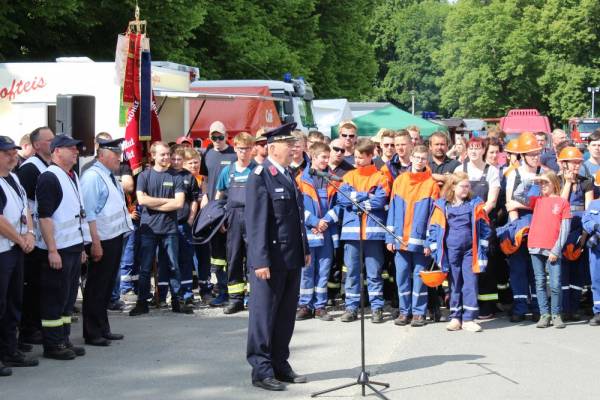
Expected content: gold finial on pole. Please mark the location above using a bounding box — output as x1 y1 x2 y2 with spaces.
128 1 146 34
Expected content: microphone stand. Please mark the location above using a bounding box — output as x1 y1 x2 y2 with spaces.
310 172 402 400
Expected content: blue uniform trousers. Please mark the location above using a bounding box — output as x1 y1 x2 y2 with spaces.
177 223 195 301
395 250 429 316
226 208 248 305
0 246 24 356
210 231 228 296
589 248 600 314
40 250 81 348
299 236 333 310
119 225 139 294
247 266 300 382
447 245 479 321
194 242 212 295
343 241 384 311
507 245 539 316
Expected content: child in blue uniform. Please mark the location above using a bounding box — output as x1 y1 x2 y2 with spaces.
582 170 600 326
295 143 339 321
428 172 491 332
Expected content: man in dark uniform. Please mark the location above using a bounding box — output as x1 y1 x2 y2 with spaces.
0 136 38 376
16 126 54 347
245 123 310 391
80 138 132 346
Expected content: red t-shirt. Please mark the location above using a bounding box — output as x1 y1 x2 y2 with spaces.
527 196 571 250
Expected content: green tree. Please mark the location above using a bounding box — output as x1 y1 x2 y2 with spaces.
371 0 449 112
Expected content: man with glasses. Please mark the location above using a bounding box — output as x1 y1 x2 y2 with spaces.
199 121 237 307
16 126 54 349
338 120 358 166
328 138 354 178
80 138 132 346
215 133 257 314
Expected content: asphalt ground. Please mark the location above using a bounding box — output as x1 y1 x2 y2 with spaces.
3 303 599 400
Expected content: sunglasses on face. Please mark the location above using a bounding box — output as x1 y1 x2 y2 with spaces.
382 143 394 148
332 146 344 153
341 134 356 139
211 135 225 141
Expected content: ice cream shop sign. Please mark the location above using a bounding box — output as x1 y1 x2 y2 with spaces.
0 76 47 102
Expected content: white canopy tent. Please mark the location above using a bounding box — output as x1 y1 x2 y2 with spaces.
312 98 353 137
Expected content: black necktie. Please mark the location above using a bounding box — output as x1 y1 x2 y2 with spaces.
109 173 118 188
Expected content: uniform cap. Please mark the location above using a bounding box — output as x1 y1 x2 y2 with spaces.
50 134 82 152
0 136 21 151
209 121 226 135
265 122 298 143
97 138 124 153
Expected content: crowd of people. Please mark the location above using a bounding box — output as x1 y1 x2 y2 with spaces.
2 119 600 380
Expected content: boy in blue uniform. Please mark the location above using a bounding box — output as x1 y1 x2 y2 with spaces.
296 142 339 321
215 132 256 314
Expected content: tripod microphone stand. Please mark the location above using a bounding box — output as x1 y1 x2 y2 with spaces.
310 171 403 400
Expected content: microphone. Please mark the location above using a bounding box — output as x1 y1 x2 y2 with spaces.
309 168 343 182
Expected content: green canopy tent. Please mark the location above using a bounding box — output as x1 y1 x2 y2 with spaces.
331 105 447 138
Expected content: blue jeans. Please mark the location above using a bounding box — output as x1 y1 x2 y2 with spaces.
139 232 181 302
395 250 429 316
343 241 384 311
120 227 139 295
530 253 562 316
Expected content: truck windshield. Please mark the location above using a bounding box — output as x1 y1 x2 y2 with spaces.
580 122 600 133
299 100 315 128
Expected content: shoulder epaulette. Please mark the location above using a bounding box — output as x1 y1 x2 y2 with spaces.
254 165 264 175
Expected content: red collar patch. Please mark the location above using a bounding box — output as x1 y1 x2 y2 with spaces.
269 166 278 176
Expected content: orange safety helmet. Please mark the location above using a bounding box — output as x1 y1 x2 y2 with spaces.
557 146 583 162
517 132 542 154
505 138 520 154
419 270 448 288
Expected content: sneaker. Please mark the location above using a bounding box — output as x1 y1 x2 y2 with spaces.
295 307 314 321
223 302 245 315
371 309 384 324
129 301 149 316
340 309 358 322
536 314 551 328
43 344 77 360
315 308 334 321
65 342 86 356
1 351 39 367
209 293 229 307
509 314 525 323
411 315 426 327
446 318 462 331
462 320 482 332
589 313 600 326
393 314 410 326
552 314 565 329
172 301 194 315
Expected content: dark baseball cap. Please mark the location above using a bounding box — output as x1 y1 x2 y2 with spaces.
50 134 83 152
0 136 21 151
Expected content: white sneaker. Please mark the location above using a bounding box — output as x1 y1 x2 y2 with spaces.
446 318 462 331
462 320 482 332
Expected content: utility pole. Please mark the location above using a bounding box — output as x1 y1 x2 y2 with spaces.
588 86 599 118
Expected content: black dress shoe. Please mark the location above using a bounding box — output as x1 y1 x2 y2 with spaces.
18 342 33 352
275 370 307 384
103 333 124 341
252 377 285 391
84 337 111 347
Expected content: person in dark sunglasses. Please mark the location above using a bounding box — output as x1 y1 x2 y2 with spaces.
338 120 358 166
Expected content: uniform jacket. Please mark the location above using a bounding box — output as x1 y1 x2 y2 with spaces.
245 158 309 270
385 168 439 252
496 214 532 255
296 164 340 248
380 154 409 184
337 164 390 241
426 197 491 273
